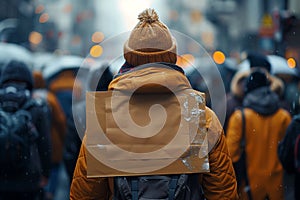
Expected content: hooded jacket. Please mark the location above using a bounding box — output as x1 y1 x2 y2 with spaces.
0 61 52 192
70 64 238 200
226 86 291 199
224 69 286 134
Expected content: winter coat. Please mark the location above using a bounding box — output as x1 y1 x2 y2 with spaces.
33 71 67 164
226 86 291 200
0 97 52 192
278 114 300 200
47 70 83 165
224 70 287 135
70 64 238 200
33 89 66 163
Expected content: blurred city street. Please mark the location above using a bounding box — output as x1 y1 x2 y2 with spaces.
0 0 300 199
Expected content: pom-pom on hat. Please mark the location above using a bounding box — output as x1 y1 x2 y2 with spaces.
0 60 33 91
124 8 177 67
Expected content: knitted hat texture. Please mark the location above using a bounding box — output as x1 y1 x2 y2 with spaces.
124 8 177 67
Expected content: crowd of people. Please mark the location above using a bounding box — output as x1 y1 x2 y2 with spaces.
0 8 300 200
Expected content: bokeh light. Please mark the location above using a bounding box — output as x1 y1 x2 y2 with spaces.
90 45 103 57
39 13 49 23
177 54 195 68
29 31 43 45
35 5 44 14
287 57 296 68
213 51 226 64
92 32 104 43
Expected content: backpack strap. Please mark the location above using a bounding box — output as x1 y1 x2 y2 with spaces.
169 175 179 200
131 178 138 200
240 109 252 200
114 177 132 200
174 174 188 198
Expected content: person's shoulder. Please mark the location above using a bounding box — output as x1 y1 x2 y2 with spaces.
205 107 224 151
277 108 292 119
26 96 49 113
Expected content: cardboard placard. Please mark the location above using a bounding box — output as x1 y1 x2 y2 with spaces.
86 90 209 177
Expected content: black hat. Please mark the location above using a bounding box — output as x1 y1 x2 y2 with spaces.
247 52 271 72
245 69 269 94
0 60 33 91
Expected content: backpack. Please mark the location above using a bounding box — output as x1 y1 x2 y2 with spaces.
278 114 300 174
0 86 39 173
113 174 204 200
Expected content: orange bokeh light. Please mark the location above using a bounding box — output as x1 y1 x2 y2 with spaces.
90 45 103 58
39 13 49 23
213 51 226 64
177 54 195 68
91 32 104 43
35 5 44 14
29 31 43 45
287 58 296 68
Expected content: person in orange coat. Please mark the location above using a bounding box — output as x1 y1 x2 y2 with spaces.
226 68 291 200
70 8 238 200
33 71 67 200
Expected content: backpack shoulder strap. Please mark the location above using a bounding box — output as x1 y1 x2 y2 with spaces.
240 108 246 148
114 177 132 200
239 108 253 200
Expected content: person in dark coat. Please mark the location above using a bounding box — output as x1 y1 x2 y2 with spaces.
278 113 300 200
73 63 114 141
0 60 52 200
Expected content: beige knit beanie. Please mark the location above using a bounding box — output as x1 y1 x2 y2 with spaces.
124 8 177 67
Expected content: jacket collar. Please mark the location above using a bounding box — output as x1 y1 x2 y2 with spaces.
110 63 190 94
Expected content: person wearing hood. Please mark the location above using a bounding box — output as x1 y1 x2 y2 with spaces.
70 8 238 200
0 60 52 200
223 53 287 135
226 68 291 199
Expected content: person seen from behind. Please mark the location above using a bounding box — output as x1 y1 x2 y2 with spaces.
278 112 300 200
70 8 238 200
33 71 67 200
0 60 52 200
223 52 286 135
226 68 291 199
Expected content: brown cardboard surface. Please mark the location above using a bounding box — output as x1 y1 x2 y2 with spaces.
86 90 209 177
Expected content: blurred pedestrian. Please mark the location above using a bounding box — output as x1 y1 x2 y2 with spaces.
70 8 238 200
47 68 83 185
73 63 113 139
278 113 300 200
33 71 67 200
223 53 287 135
0 60 52 200
226 68 291 199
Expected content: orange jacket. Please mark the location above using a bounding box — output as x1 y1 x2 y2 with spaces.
33 71 67 163
226 107 291 199
70 66 238 200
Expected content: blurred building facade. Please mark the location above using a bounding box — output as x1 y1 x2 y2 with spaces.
0 0 299 64
205 0 300 63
